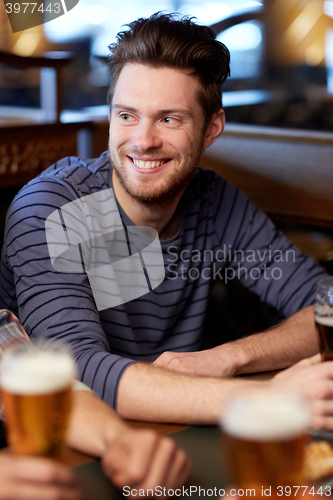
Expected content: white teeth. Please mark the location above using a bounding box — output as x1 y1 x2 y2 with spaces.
132 159 166 169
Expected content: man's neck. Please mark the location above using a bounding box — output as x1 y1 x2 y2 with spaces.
112 170 183 240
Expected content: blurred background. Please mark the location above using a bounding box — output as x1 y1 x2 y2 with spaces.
1 0 333 130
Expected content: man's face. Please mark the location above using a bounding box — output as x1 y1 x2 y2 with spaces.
109 63 208 204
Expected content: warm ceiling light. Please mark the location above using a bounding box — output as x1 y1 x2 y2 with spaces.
12 31 43 56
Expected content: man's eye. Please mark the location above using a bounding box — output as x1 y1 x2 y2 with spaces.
163 117 177 124
120 113 134 120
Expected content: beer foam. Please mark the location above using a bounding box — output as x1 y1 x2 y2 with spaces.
315 316 333 327
221 395 310 441
315 304 333 318
1 351 76 395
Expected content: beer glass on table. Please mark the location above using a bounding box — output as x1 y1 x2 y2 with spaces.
220 392 311 499
315 277 333 361
0 341 76 460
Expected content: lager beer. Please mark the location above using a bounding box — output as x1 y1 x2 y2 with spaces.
220 394 310 497
315 316 333 361
1 343 76 460
314 277 333 361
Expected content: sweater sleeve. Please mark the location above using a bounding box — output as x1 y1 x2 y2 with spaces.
1 175 135 409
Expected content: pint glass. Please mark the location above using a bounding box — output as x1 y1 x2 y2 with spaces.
315 278 333 361
220 393 310 497
0 341 76 459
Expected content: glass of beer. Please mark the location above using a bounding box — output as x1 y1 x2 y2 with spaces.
0 340 76 460
315 277 333 361
220 392 310 498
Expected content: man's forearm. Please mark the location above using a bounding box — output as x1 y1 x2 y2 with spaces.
71 356 333 431
223 305 319 376
67 307 320 428
116 362 268 424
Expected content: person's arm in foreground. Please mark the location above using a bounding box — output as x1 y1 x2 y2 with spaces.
153 305 319 377
0 310 191 492
0 387 191 499
67 389 191 491
117 354 333 430
0 383 191 500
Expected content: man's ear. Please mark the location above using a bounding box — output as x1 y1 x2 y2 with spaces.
202 109 225 149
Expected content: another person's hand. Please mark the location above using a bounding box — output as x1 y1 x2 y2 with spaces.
272 354 333 429
0 454 82 500
102 426 191 495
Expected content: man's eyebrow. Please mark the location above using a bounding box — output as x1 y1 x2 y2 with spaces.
112 104 193 117
159 109 193 117
112 104 137 112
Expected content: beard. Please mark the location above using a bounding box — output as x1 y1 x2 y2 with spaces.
110 144 203 206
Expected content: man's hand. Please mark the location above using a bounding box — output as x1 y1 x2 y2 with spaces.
152 348 237 378
272 355 333 429
0 455 82 500
102 426 191 494
153 306 319 379
153 350 210 376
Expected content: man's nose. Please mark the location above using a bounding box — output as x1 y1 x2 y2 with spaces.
133 120 163 151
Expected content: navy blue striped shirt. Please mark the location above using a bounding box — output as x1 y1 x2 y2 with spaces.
0 152 327 407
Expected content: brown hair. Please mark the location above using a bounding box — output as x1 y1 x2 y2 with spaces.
107 12 230 128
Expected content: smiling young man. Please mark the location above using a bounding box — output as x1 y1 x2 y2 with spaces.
0 13 331 426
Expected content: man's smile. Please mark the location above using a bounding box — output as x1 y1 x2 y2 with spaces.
128 156 171 171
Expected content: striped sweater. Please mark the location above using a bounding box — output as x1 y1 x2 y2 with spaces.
0 152 327 407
